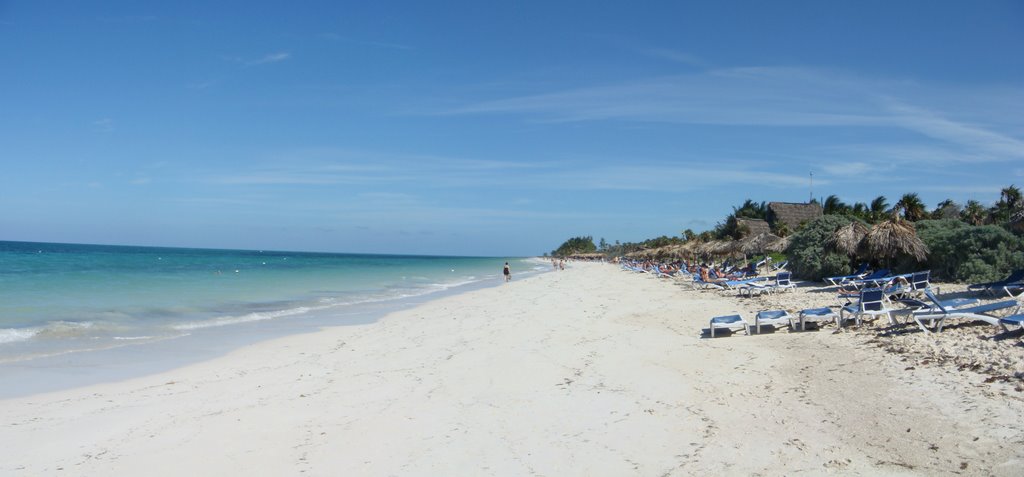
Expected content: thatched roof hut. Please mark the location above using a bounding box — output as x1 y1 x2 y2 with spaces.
767 202 822 231
826 221 870 257
865 220 928 262
736 218 770 238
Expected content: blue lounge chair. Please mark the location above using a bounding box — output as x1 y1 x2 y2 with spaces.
912 291 1022 333
847 269 893 289
720 277 767 293
839 288 895 327
907 270 936 296
825 263 870 286
999 314 1024 333
792 307 837 331
691 274 725 291
755 310 791 333
967 269 1024 297
709 314 748 337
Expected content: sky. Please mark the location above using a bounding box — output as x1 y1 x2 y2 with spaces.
1 1 1022 256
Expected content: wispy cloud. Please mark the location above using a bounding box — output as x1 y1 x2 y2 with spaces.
245 52 291 66
642 48 708 68
318 33 414 51
440 67 1024 165
92 118 114 133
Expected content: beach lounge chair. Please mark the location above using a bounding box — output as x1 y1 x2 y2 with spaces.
691 275 725 291
907 270 936 296
824 263 869 286
912 291 1022 333
738 281 773 297
771 260 788 271
847 269 893 289
791 307 837 331
999 314 1024 333
967 269 1024 297
839 288 895 327
754 310 791 333
771 272 796 293
709 314 748 337
720 277 767 294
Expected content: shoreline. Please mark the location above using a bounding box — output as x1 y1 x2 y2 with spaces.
2 262 1022 475
0 266 542 400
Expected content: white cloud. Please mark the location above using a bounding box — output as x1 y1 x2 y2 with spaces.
92 118 114 133
245 52 290 66
643 48 707 67
441 67 1024 164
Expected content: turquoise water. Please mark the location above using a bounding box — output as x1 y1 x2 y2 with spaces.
0 241 541 363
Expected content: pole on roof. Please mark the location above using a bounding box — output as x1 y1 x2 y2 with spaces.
809 171 813 204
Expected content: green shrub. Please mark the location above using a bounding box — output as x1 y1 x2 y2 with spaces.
785 215 857 281
916 219 1024 282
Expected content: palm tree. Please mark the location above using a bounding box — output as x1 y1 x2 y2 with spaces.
1001 185 1022 208
869 195 888 223
932 199 960 219
732 199 767 219
961 200 986 225
851 202 868 220
989 185 1023 224
823 195 848 215
895 193 927 222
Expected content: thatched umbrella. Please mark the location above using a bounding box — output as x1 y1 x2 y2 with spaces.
741 232 784 255
768 235 790 253
826 221 870 257
864 219 928 263
696 241 718 256
716 239 743 258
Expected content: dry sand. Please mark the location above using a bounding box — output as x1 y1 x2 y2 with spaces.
2 262 1023 476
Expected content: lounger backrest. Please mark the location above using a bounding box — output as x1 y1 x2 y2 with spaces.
924 290 948 313
861 289 885 311
911 271 931 291
864 269 890 280
757 310 787 320
776 272 791 286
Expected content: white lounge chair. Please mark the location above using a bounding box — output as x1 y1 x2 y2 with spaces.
754 310 791 333
839 288 895 327
771 272 796 293
912 291 1021 333
709 314 748 337
999 314 1024 333
792 307 837 331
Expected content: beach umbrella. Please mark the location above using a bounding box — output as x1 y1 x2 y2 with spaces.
714 239 742 258
741 232 784 255
826 221 869 257
864 219 929 263
769 235 790 253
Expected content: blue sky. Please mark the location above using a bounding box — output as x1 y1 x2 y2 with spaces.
1 1 1022 256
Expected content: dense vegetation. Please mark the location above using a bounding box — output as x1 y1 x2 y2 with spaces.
550 236 597 257
783 215 856 281
553 185 1024 283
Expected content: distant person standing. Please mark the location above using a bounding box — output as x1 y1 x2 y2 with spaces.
559 259 565 271
503 262 511 282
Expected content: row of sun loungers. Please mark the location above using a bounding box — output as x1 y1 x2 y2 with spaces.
709 269 1024 338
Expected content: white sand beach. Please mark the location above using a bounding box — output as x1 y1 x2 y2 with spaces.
2 263 1023 476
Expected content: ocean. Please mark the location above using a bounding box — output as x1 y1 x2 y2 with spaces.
0 240 545 367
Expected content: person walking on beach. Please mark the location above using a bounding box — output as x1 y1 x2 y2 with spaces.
503 262 511 282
